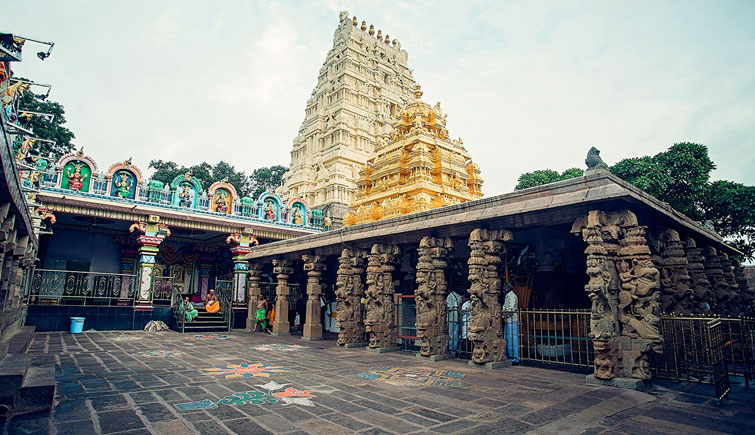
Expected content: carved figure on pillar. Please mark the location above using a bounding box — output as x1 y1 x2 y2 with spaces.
654 229 695 315
302 254 327 340
415 236 453 357
684 237 712 311
732 259 755 316
719 253 740 315
704 247 731 314
272 258 294 335
335 248 367 345
467 228 512 364
364 244 401 349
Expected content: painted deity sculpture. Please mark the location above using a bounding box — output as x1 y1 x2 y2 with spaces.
114 171 133 199
265 200 276 220
178 184 192 208
215 191 229 214
67 163 88 192
292 205 304 225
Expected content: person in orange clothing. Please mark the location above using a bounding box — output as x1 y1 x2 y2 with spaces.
205 289 220 314
265 296 275 333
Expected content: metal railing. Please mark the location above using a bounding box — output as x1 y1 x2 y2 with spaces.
396 295 419 352
651 315 753 391
27 269 137 306
216 287 232 332
171 288 186 333
516 309 594 368
258 282 302 308
152 275 174 305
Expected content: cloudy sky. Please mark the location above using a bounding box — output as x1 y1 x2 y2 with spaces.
3 0 754 195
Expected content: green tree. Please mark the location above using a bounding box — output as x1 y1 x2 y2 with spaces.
702 181 755 259
515 168 583 190
17 90 75 161
248 165 287 199
211 161 250 197
148 160 253 197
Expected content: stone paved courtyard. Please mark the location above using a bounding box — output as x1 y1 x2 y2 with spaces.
2 331 754 434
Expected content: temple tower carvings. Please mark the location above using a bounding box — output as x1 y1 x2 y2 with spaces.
278 11 418 220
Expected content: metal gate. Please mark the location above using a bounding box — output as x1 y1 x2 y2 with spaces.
517 309 594 368
708 319 731 401
395 295 419 352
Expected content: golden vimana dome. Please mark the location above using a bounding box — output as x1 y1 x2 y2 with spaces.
344 84 483 226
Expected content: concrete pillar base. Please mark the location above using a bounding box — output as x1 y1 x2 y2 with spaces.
585 374 651 391
365 346 401 353
270 332 291 337
341 342 367 348
416 353 452 361
301 336 324 341
468 360 512 369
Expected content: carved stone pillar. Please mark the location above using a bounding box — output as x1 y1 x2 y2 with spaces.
656 229 695 315
271 258 294 335
683 237 712 312
573 210 662 381
364 244 401 351
415 236 453 359
246 263 263 329
467 228 512 366
302 254 326 341
335 248 368 346
704 247 729 314
130 217 170 307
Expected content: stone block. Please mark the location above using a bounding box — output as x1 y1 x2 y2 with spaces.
585 374 651 392
468 360 512 369
0 355 30 389
416 353 452 361
301 335 324 341
343 342 367 348
18 366 55 413
365 346 400 353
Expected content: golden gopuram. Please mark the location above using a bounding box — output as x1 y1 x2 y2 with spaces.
344 85 483 225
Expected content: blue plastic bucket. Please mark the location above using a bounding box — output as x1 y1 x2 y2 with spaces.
70 317 85 333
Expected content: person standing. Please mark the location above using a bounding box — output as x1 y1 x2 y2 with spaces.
460 296 471 353
446 290 462 353
252 294 268 332
502 282 519 362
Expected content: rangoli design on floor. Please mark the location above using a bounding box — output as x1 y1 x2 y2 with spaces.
251 344 306 352
175 381 316 411
190 335 230 340
203 363 287 379
141 350 184 358
358 366 465 387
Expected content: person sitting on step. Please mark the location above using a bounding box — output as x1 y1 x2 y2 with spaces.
205 289 220 314
185 296 199 322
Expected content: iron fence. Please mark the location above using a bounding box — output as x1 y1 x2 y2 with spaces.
516 309 593 368
27 269 137 306
152 275 174 305
258 282 302 308
395 295 419 352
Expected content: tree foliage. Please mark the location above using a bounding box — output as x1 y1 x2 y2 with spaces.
18 90 75 161
148 160 251 197
248 165 287 199
515 168 584 190
514 142 754 260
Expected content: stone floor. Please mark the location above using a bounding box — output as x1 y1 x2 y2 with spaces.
2 330 753 434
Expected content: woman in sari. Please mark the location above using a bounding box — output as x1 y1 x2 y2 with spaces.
205 289 220 314
252 294 267 332
185 297 199 322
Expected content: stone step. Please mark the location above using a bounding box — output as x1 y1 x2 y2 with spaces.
183 326 228 332
185 321 227 327
18 365 55 413
0 355 31 390
7 326 35 355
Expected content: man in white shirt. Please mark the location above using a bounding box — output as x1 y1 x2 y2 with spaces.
446 290 461 352
502 282 519 362
460 296 471 352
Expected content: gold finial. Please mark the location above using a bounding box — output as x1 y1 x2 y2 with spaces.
221 176 229 183
377 30 382 40
76 147 85 159
361 21 366 31
369 24 374 36
413 84 423 99
384 34 390 44
124 157 132 166
353 16 357 26
184 169 193 180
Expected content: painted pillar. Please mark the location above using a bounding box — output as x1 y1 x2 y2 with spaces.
415 236 454 358
129 217 170 307
246 263 263 329
467 228 512 365
271 258 294 336
364 243 401 351
227 229 259 305
335 248 368 346
302 254 326 341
